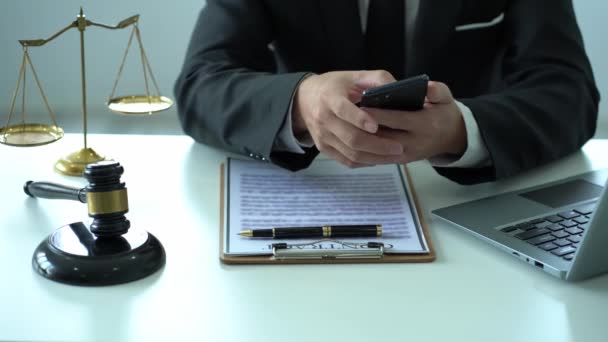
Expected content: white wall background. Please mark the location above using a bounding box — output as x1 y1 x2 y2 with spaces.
0 0 605 136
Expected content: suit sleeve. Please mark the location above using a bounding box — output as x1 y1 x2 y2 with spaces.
436 0 600 185
174 0 318 171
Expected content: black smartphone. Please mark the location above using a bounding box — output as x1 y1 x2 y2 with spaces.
360 74 429 110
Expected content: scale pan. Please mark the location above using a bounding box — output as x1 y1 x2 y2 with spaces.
0 123 64 147
107 95 173 115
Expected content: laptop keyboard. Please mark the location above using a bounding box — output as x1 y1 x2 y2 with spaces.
499 203 596 261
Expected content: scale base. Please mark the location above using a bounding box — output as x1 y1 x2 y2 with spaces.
32 222 165 286
54 147 105 176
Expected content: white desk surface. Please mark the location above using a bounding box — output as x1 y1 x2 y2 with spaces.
1 134 607 342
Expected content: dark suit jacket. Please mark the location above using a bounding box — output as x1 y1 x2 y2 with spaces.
174 0 599 184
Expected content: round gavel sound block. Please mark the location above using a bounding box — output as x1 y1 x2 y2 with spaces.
28 161 165 286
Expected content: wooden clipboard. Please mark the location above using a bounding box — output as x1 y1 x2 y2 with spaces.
219 162 436 264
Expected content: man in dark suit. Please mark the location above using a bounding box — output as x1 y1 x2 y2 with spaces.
174 0 599 184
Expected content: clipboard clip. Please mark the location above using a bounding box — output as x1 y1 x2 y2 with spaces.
272 239 385 260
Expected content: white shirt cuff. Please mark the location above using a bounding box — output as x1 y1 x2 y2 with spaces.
428 101 491 168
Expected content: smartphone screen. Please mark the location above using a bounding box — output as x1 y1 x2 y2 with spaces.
360 74 429 110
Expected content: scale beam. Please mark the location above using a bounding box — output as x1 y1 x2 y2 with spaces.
18 14 140 47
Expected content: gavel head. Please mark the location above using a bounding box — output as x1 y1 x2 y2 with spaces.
84 161 130 237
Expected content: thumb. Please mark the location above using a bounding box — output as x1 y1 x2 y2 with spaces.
353 70 396 89
426 81 454 104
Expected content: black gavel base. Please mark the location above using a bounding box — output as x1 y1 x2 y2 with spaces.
32 221 165 286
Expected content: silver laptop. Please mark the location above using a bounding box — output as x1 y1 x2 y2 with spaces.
432 169 608 281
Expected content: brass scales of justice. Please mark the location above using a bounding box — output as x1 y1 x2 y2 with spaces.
0 8 173 176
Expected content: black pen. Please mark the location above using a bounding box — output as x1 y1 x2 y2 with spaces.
238 224 382 239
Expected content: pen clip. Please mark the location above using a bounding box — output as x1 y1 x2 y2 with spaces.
272 239 385 260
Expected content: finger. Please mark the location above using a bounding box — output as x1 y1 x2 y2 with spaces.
327 96 379 133
426 81 454 104
327 132 404 165
362 107 417 131
375 127 412 141
374 129 420 163
317 141 368 168
325 113 403 155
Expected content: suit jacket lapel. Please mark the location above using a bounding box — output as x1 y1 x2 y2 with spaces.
409 0 463 75
318 0 366 70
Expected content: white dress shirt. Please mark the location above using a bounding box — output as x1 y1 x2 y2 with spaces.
274 0 490 168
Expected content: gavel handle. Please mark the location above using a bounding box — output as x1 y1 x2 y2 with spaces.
24 181 87 203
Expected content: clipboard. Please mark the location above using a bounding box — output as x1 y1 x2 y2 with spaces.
219 160 436 264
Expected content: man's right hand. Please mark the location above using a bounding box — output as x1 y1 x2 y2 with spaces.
292 70 404 167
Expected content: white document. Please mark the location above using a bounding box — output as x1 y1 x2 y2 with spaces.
223 158 429 256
